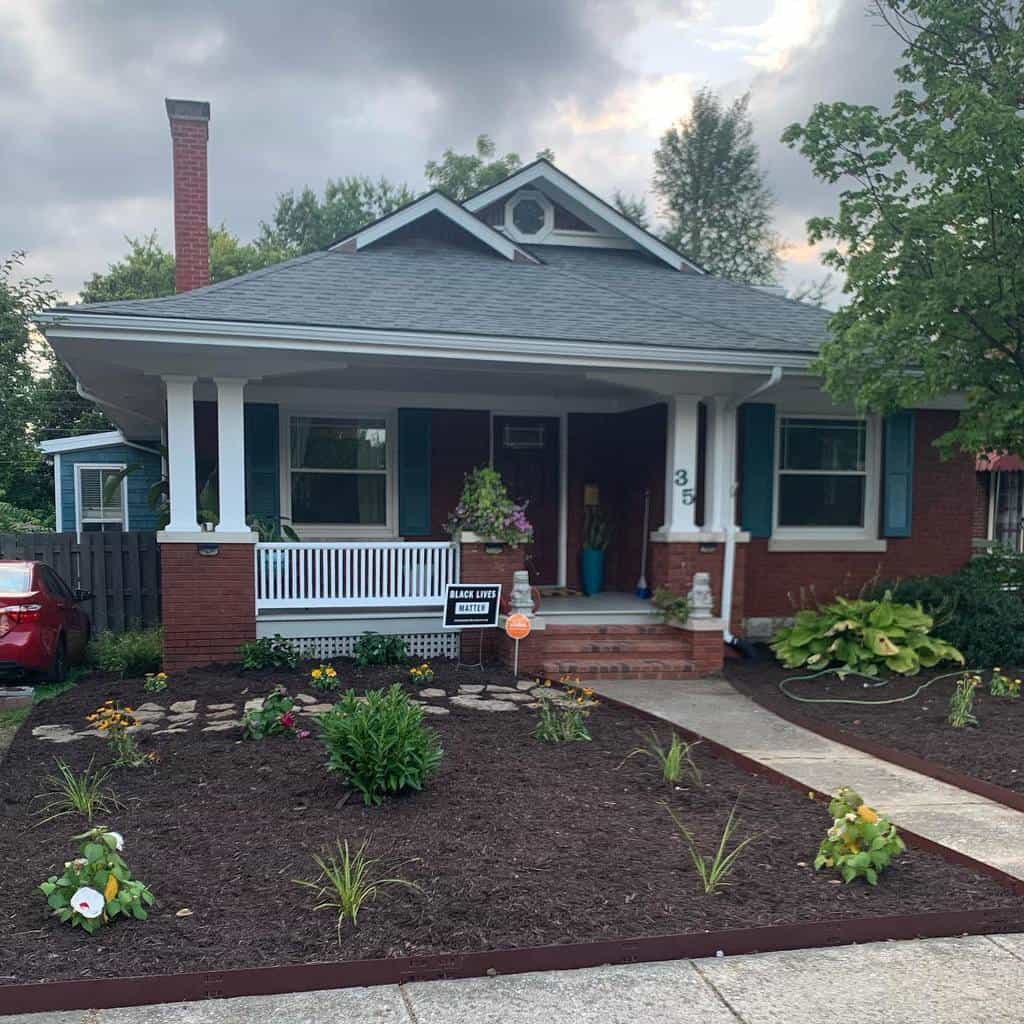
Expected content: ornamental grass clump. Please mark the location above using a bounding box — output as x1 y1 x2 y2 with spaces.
318 685 443 806
666 800 760 895
948 673 980 728
34 758 122 826
815 787 905 885
39 827 154 934
620 729 702 787
294 839 420 939
771 592 964 677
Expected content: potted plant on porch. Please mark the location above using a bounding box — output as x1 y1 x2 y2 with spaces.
581 506 610 596
444 467 533 549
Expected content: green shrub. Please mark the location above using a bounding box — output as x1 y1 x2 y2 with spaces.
87 628 163 677
240 634 300 670
867 552 1024 668
352 632 408 667
771 593 963 677
815 787 905 885
317 685 443 805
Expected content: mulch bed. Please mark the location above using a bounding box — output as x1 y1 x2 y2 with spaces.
1 659 1020 985
726 656 1024 794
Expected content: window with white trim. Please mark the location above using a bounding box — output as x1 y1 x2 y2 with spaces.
775 417 874 532
289 416 389 526
77 465 126 533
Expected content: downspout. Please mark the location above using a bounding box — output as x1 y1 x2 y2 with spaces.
721 366 783 653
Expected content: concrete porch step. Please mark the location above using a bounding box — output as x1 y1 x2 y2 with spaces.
541 658 698 681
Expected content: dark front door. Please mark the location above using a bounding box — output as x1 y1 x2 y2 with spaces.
493 415 560 585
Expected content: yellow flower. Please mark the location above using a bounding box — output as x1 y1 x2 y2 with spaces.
311 669 322 680
857 804 879 824
104 874 119 901
327 667 337 677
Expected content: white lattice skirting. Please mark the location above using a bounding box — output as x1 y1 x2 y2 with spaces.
287 632 461 661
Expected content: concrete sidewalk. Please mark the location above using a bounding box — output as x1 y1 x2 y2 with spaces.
4 934 1024 1023
591 677 1024 880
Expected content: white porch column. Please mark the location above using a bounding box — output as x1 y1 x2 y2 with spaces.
706 395 739 533
163 375 198 533
659 395 701 535
214 377 249 534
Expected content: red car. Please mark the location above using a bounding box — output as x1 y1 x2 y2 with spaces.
0 562 91 683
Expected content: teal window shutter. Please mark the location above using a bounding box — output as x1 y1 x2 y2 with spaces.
883 410 915 537
399 408 432 536
739 403 775 539
244 403 280 522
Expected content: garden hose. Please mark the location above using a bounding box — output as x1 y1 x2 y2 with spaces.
777 667 978 707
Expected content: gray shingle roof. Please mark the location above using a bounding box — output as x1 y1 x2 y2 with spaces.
56 242 830 355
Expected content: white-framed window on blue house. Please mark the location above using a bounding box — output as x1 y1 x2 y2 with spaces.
288 415 391 532
75 464 127 533
773 415 880 539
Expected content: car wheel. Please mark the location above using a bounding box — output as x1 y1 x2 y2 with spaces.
49 637 67 684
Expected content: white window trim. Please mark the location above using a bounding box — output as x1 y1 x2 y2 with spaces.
281 409 397 540
771 413 881 543
504 189 554 244
74 463 128 534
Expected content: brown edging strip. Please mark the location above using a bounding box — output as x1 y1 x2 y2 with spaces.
4 699 1023 1015
726 680 1024 815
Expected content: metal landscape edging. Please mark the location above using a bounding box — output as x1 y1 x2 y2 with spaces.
3 696 1023 1016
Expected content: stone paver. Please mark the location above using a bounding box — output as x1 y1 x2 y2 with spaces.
7 935 1023 1023
590 678 1024 879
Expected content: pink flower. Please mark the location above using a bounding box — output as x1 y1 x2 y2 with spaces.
280 711 297 729
298 729 311 740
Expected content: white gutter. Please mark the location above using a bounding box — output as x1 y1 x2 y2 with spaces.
36 312 817 375
721 366 784 644
75 381 163 441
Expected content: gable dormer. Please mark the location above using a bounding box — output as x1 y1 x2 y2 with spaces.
464 159 703 273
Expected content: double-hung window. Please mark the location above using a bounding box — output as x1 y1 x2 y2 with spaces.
775 417 872 532
77 465 126 533
289 416 389 528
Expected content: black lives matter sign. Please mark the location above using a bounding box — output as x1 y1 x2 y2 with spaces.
442 584 501 629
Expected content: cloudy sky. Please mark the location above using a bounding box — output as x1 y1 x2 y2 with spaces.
2 1 906 303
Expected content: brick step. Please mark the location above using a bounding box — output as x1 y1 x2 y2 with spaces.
538 639 686 656
541 658 698 682
542 624 673 637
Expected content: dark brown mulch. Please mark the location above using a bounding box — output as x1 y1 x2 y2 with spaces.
726 656 1024 794
0 660 1018 985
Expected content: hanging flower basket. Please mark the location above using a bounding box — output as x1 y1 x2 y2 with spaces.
445 467 534 548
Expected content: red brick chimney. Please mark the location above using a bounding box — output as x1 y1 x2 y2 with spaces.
165 98 211 293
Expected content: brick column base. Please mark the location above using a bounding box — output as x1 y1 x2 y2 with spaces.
678 621 726 674
459 540 526 664
649 538 747 636
160 541 256 670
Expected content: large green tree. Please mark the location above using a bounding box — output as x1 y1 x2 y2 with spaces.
425 134 554 201
784 0 1024 456
654 88 780 282
257 177 414 257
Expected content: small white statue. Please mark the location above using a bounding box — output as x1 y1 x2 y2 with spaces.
510 570 535 617
688 571 714 619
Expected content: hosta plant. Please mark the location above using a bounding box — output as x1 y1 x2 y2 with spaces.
38 827 154 934
815 787 905 885
771 592 964 677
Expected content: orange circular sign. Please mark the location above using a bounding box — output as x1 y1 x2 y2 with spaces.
505 613 532 640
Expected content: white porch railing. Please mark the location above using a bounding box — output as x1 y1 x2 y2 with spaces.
255 541 460 611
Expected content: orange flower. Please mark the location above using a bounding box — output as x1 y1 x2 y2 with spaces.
857 804 879 824
104 874 119 901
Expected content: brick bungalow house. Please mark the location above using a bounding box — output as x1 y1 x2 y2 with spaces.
36 99 979 678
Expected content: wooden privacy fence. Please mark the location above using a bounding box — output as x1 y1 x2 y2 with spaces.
0 532 161 633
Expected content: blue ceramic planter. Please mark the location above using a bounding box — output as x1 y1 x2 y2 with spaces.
581 548 605 596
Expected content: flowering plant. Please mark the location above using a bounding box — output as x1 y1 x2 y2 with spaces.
444 466 533 546
87 701 153 768
242 686 298 740
38 827 154 934
310 664 339 692
409 663 435 685
143 672 168 693
989 667 1021 698
814 786 905 885
532 676 598 743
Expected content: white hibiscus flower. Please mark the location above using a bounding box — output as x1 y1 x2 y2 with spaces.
108 831 125 851
71 886 105 920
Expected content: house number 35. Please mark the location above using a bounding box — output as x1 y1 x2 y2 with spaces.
674 468 695 506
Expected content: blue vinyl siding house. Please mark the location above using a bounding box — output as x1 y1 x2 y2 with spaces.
39 431 163 534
